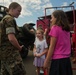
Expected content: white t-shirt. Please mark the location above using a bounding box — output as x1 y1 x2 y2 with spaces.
34 38 48 59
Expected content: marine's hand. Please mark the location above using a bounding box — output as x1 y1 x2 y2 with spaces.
19 45 24 51
34 53 37 57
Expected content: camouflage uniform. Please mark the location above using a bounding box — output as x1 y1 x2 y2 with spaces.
0 14 26 75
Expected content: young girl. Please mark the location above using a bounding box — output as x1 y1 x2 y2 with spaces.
0 2 26 75
33 28 48 75
44 10 73 75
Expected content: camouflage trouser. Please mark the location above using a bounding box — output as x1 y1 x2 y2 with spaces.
0 51 26 75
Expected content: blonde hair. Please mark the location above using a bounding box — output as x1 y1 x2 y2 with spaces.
36 28 44 39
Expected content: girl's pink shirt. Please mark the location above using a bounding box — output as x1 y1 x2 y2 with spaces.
49 25 71 59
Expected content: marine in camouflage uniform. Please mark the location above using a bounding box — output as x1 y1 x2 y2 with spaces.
0 14 26 75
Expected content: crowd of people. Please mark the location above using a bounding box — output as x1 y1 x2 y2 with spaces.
0 1 74 75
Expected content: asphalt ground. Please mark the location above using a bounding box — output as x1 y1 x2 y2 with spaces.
23 50 76 75
23 50 36 75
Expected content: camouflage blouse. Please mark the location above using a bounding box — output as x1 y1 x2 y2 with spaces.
1 15 19 47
